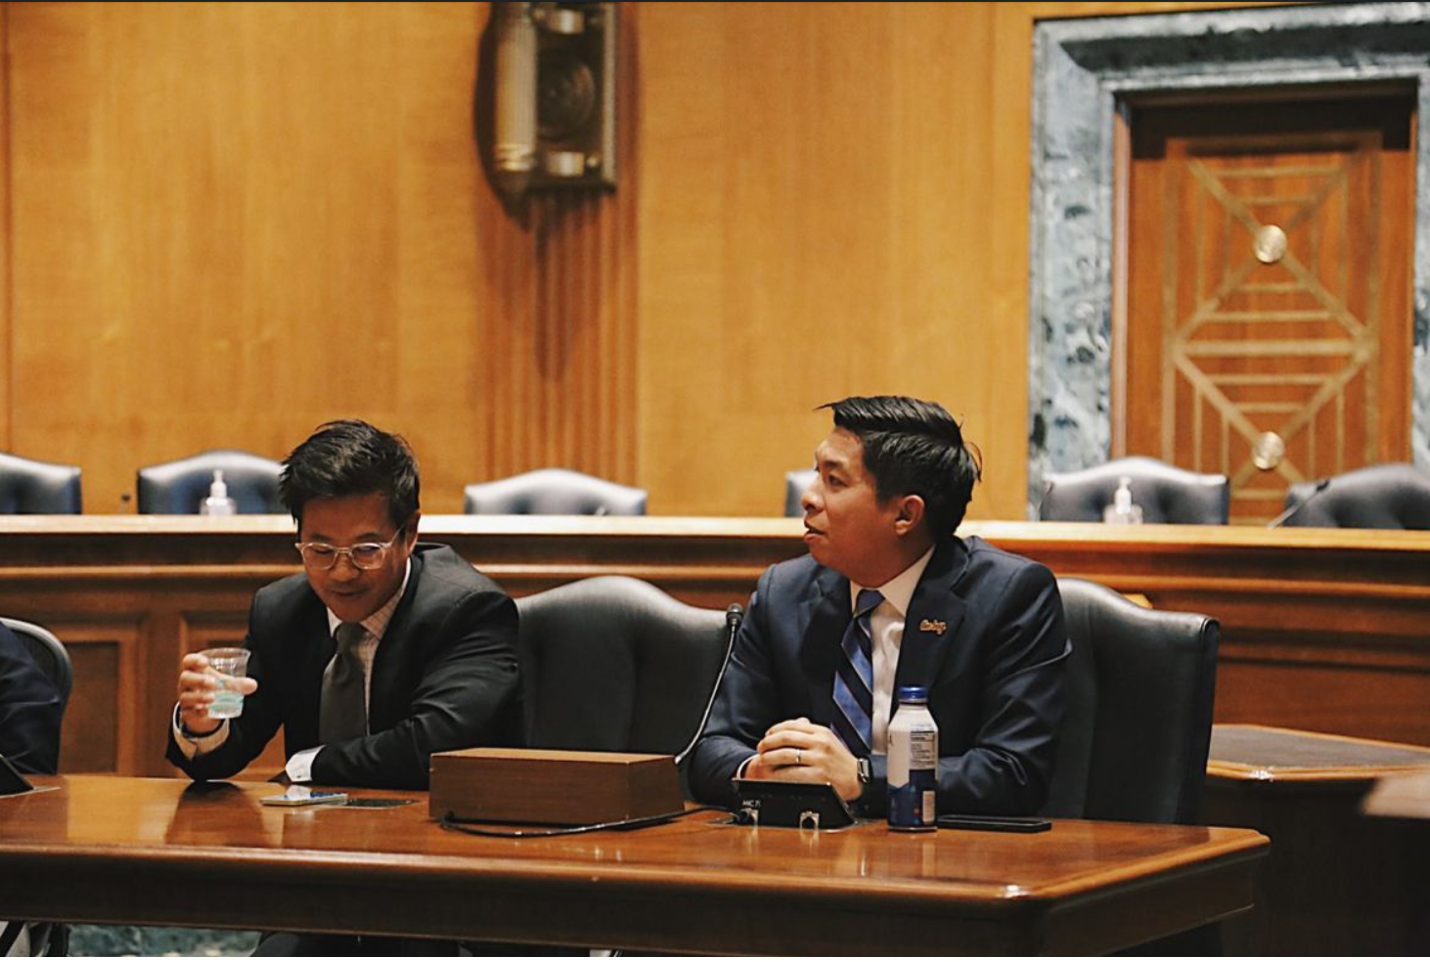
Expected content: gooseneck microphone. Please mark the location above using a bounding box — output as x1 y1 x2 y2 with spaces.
1266 478 1332 529
675 603 744 765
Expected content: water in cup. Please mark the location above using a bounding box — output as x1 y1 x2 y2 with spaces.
201 647 251 719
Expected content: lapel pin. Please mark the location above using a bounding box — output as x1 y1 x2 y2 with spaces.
919 618 947 635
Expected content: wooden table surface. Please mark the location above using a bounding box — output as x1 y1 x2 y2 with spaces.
0 775 1267 955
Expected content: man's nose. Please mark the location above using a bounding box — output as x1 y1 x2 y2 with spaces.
801 479 821 514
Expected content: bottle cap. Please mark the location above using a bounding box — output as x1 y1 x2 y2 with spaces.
896 685 929 703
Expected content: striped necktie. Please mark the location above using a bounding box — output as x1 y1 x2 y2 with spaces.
832 588 882 756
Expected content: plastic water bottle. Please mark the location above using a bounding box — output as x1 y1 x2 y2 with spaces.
199 470 238 516
887 685 938 831
1102 476 1144 525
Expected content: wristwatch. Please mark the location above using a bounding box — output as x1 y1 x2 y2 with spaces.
856 756 872 790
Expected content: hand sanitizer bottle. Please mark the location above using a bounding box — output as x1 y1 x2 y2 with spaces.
1103 476 1144 525
199 470 238 516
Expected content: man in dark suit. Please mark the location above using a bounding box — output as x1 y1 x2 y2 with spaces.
168 419 520 789
0 621 63 777
166 420 520 955
689 396 1068 816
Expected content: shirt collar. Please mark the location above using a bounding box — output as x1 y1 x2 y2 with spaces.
849 546 934 617
325 558 412 640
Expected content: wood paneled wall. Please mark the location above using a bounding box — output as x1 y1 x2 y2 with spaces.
0 1 1285 518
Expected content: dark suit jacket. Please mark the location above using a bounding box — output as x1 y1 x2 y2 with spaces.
166 543 521 789
688 536 1069 816
0 622 63 776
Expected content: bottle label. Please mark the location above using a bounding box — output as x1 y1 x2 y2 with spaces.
888 706 938 830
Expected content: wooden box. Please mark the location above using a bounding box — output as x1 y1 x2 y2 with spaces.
429 748 685 825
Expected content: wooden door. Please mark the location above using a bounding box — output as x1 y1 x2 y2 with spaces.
1122 93 1415 523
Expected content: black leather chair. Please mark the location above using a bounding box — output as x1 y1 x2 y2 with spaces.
515 577 732 765
1 618 73 706
1280 463 1430 529
1039 456 1230 524
464 469 647 516
784 469 816 517
0 452 82 514
136 450 284 514
1043 578 1218 825
0 617 70 956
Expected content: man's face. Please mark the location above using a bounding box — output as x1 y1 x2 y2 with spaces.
800 428 904 585
298 492 418 624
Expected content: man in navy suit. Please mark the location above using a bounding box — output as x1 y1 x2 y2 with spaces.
689 396 1068 816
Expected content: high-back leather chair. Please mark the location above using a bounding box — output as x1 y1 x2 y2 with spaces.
1042 578 1219 825
1039 456 1230 524
0 618 72 707
515 577 733 765
464 469 647 516
784 469 816 517
0 617 70 956
1280 463 1430 529
0 453 82 514
136 450 284 514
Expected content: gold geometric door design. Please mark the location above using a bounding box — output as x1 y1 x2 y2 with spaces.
1124 96 1414 523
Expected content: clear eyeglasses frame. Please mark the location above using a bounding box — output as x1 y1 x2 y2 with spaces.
293 534 400 571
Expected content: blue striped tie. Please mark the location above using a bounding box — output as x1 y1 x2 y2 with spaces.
832 588 882 756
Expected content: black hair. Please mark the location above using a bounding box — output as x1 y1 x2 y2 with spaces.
280 419 420 530
820 395 982 541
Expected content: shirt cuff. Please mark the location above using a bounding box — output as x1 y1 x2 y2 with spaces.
734 753 757 779
171 704 229 759
285 747 321 783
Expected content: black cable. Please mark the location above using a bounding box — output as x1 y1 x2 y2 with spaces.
438 805 730 839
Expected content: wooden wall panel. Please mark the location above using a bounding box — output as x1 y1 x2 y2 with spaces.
0 1 1292 520
2 1 634 514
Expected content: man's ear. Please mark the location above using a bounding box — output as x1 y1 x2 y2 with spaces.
891 494 926 538
403 510 422 546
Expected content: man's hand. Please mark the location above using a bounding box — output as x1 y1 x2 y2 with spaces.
177 652 258 736
747 717 862 801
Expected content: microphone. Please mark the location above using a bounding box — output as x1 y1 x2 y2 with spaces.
674 603 744 765
1266 478 1332 529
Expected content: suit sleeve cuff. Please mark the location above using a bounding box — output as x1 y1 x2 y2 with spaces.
172 704 229 758
285 747 320 784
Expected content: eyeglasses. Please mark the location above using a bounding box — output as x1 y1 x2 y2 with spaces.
294 534 400 571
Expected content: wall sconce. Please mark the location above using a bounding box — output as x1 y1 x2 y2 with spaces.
491 1 617 203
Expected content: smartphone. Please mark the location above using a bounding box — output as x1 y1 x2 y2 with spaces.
0 754 35 797
936 813 1052 833
260 788 348 807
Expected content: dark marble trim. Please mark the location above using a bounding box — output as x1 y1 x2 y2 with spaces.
1028 2 1430 514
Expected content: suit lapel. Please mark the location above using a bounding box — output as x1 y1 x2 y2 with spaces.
367 549 424 728
798 566 850 726
294 598 335 746
894 539 971 697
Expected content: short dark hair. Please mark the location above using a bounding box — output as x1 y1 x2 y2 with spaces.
280 420 420 530
821 395 981 541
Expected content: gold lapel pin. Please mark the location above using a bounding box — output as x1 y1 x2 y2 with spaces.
919 618 947 635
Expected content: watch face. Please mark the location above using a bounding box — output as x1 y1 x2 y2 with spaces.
858 758 872 783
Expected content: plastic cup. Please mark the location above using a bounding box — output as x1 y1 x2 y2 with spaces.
201 647 252 719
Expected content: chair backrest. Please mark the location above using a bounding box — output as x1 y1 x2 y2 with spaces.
1042 578 1219 824
516 576 731 759
1039 456 1230 524
136 449 284 514
784 469 816 517
0 452 82 514
464 468 647 516
0 617 73 705
1281 463 1430 529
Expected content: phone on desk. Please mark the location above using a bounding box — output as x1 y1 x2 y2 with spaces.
260 788 348 807
730 778 855 829
0 754 34 796
937 813 1051 833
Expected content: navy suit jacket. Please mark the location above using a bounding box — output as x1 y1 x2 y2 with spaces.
166 543 522 789
688 536 1069 816
0 622 64 775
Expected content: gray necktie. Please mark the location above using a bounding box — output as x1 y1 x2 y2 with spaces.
319 622 367 743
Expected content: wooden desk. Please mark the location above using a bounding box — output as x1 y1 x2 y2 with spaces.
1204 724 1430 955
1 516 1429 775
0 775 1266 955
